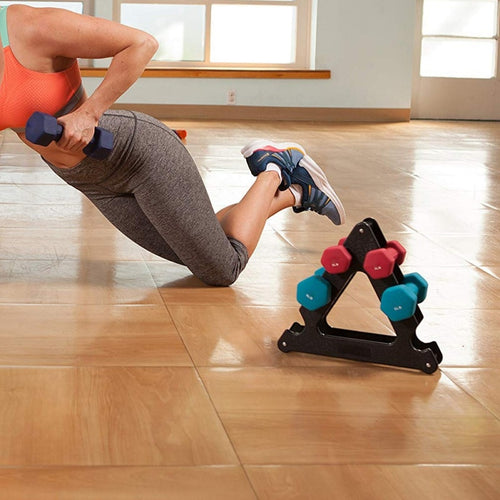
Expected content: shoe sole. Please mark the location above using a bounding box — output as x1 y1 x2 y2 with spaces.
241 139 306 159
242 139 346 225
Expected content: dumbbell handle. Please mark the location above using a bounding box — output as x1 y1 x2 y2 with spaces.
25 112 113 160
403 282 419 298
390 279 427 305
51 122 103 156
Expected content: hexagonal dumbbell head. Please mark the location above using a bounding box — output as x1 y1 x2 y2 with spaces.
380 272 428 321
321 244 352 274
363 240 407 279
387 241 407 264
296 271 332 311
25 112 62 146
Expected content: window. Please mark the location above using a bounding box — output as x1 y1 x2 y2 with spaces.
115 0 313 69
0 0 89 14
420 0 498 78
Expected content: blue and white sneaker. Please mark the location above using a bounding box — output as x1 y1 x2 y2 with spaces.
241 139 306 191
241 139 346 225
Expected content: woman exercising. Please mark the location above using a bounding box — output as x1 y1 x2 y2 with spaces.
0 4 345 286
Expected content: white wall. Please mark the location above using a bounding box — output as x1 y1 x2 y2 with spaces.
83 0 416 110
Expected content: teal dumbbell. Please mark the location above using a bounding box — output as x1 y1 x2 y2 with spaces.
296 268 332 311
380 273 428 321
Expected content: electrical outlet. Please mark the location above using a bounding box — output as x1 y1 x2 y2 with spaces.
227 89 236 105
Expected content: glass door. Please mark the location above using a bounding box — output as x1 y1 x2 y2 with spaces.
411 0 500 119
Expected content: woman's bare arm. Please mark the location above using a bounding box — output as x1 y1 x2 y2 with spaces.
17 6 158 151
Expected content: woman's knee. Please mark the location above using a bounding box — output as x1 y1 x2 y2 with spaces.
195 265 239 287
192 240 248 287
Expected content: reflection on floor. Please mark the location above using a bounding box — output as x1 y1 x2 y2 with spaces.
0 120 498 499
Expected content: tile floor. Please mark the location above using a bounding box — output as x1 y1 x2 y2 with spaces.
0 119 498 499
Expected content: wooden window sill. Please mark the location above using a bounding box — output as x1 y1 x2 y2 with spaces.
80 68 331 79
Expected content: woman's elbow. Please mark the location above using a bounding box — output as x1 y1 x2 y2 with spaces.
139 32 159 59
147 34 160 57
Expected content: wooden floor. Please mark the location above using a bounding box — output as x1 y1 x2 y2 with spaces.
0 119 499 499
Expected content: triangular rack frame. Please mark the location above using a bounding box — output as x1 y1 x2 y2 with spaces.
278 218 442 374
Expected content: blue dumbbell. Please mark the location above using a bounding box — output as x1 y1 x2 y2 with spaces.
380 272 428 321
296 268 332 311
25 112 114 160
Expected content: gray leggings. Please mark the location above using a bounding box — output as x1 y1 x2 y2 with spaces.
46 110 249 286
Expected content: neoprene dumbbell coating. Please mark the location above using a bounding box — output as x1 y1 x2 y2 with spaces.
25 112 114 160
380 272 428 321
321 239 352 274
296 268 332 311
363 240 406 279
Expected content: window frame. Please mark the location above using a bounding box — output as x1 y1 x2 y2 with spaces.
112 0 313 69
0 0 93 14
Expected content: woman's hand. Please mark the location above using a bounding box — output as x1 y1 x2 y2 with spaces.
55 108 99 152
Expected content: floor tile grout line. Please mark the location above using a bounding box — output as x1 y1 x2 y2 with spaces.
441 367 500 421
158 300 261 498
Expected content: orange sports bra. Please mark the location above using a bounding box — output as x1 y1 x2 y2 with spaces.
0 6 83 132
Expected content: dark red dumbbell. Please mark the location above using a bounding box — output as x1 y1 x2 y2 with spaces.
321 239 352 274
363 240 406 279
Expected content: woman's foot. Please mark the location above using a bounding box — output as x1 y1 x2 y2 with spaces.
241 139 346 225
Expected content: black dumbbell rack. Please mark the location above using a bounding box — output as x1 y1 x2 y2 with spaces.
278 218 442 374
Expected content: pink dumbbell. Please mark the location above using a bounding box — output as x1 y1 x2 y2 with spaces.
321 238 352 274
363 240 406 279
